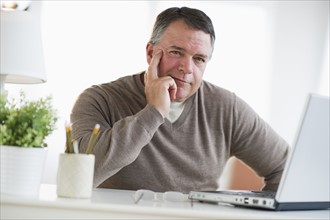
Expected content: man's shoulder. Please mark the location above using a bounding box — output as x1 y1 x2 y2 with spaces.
76 72 143 105
86 72 142 93
100 72 141 88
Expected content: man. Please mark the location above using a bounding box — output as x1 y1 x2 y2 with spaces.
71 7 288 193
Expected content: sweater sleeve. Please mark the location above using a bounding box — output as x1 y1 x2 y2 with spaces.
230 95 289 192
70 85 164 187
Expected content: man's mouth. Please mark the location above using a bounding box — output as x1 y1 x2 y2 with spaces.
172 77 188 85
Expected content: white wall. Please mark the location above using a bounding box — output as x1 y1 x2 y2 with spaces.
267 1 329 144
5 1 329 187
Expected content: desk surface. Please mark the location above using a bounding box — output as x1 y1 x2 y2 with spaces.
1 184 329 219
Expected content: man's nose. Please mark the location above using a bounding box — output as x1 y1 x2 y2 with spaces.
179 57 193 74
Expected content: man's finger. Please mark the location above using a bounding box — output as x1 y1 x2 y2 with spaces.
168 80 177 101
146 50 163 82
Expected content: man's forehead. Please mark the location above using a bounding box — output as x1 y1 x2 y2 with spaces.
161 20 213 55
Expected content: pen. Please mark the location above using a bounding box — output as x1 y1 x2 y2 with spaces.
86 124 100 154
65 122 74 153
134 192 144 204
73 140 79 154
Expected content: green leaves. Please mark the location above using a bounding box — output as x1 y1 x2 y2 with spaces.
0 91 58 148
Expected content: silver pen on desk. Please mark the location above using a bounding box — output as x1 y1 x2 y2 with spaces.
134 192 144 204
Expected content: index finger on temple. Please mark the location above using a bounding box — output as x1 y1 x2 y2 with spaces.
147 50 163 81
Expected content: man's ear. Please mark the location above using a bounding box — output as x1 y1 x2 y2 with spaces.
146 43 154 64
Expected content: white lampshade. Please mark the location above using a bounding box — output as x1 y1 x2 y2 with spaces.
0 1 46 89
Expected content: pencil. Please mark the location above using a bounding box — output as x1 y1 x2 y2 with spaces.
86 124 100 154
73 140 79 154
65 122 74 153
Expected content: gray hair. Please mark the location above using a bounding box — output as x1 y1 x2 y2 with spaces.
149 7 216 49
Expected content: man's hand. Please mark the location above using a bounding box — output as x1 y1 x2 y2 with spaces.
144 50 177 118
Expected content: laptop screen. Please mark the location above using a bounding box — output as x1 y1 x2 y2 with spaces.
276 94 330 203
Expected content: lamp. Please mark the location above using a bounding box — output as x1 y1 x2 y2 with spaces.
0 2 52 198
0 1 46 93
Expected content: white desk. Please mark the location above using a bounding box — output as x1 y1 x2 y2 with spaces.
1 184 329 219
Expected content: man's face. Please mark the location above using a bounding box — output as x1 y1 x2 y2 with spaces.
146 20 213 102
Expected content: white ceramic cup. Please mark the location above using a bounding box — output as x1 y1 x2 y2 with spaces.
56 153 95 199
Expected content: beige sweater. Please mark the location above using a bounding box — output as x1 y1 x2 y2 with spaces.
71 72 288 193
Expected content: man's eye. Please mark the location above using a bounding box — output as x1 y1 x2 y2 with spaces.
169 50 182 56
194 57 206 63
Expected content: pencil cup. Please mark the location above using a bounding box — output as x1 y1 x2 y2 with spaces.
56 153 95 199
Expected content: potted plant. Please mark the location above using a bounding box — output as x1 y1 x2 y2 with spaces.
0 91 58 196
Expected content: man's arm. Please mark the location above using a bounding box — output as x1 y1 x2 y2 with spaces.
71 88 164 187
230 95 289 191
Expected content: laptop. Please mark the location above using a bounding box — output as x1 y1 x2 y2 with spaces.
189 94 330 211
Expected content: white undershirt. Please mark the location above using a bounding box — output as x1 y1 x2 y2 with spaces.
168 101 185 123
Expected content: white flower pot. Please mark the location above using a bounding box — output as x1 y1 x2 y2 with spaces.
0 145 47 197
